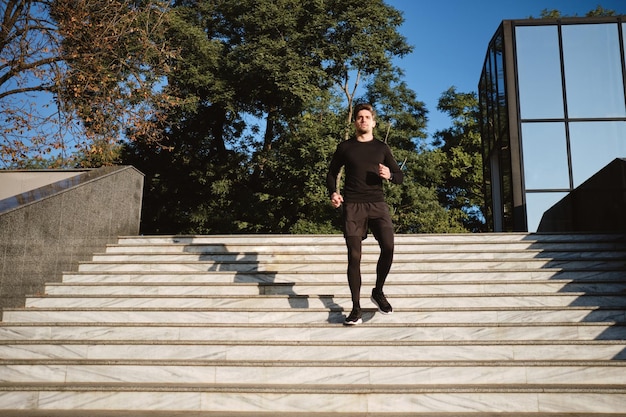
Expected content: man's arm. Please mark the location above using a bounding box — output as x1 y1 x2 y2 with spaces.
327 141 347 193
326 146 344 207
384 147 404 184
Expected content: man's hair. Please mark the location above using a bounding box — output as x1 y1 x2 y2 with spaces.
353 103 376 121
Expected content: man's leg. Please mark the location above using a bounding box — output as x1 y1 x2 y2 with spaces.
369 202 395 290
342 203 369 324
370 202 395 314
373 226 394 290
345 235 363 309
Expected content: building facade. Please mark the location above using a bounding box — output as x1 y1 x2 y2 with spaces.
479 16 626 232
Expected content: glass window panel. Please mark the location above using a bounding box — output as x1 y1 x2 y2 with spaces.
562 24 625 118
525 192 568 232
494 33 507 134
521 122 570 189
516 26 564 119
569 121 626 187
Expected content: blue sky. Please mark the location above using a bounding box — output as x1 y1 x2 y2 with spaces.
384 0 626 139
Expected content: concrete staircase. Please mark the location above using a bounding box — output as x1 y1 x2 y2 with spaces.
1 233 626 415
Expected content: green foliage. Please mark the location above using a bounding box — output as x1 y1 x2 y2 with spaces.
432 87 485 232
384 149 467 234
585 5 616 16
2 0 488 234
8 1 619 234
1 0 179 168
118 0 486 235
537 5 616 18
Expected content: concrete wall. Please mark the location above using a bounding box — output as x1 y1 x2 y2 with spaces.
0 166 144 316
537 158 626 232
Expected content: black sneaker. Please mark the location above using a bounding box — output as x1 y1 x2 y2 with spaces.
344 307 362 325
371 288 393 314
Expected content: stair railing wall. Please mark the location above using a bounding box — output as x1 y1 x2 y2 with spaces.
537 158 626 232
0 166 144 318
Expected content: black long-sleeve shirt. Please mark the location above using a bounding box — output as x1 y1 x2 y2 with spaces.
326 138 404 203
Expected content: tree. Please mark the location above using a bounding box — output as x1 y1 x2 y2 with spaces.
320 0 411 133
127 0 425 235
1 0 65 167
1 0 178 168
362 70 467 233
431 87 485 232
208 0 331 153
538 5 616 18
240 93 347 234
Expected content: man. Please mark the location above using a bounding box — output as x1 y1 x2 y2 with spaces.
326 103 404 325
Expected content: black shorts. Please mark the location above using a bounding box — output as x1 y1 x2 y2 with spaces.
342 201 393 240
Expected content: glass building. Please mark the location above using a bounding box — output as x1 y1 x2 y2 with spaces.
479 16 626 232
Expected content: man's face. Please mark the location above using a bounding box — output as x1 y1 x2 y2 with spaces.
354 109 376 134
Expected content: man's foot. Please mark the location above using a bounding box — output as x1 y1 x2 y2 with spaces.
371 288 393 314
344 307 363 325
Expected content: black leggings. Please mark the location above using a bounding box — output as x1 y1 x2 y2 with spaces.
345 225 394 308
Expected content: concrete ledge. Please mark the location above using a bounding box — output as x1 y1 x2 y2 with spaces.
0 166 144 317
0 170 85 201
538 158 626 233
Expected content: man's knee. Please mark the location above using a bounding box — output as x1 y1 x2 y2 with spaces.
376 228 394 249
346 236 363 260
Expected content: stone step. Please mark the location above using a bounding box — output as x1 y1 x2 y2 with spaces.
3 232 626 415
1 340 625 361
2 359 626 385
22 294 626 309
2 383 626 413
60 269 626 283
116 233 626 244
8 306 626 325
40 280 626 296
90 250 626 262
75 258 626 273
104 240 626 253
1 322 625 341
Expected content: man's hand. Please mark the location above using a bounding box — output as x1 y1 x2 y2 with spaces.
378 163 391 180
330 192 344 208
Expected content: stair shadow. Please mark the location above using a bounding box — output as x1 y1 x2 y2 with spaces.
182 241 345 324
524 234 626 359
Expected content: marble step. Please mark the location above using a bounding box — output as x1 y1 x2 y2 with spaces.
1 340 625 361
2 358 626 385
105 243 626 258
105 235 626 250
104 239 626 253
22 293 626 309
2 233 625 415
89 250 626 263
75 258 626 273
2 340 626 361
4 307 626 325
1 323 625 341
60 269 626 283
117 233 626 244
40 280 626 296
2 383 626 414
